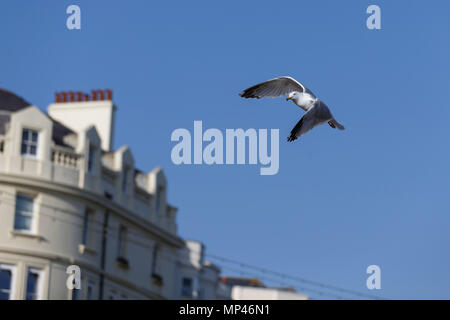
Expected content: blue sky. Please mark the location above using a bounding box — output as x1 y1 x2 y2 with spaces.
1 0 450 299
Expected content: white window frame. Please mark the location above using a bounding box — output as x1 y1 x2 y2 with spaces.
26 267 43 300
14 193 36 234
0 264 17 300
20 128 39 159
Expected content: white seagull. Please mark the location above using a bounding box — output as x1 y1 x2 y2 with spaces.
239 76 345 142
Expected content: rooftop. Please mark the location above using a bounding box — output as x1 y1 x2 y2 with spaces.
221 277 266 288
0 88 79 148
0 89 31 112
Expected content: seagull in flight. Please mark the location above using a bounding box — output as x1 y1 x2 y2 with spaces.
239 76 345 142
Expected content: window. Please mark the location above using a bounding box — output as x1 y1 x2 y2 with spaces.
0 264 15 300
120 294 128 300
108 290 116 300
21 129 39 157
151 244 159 275
26 268 42 300
104 192 113 200
82 209 93 246
14 194 34 232
155 186 164 212
181 277 193 297
86 281 95 300
87 145 95 173
117 225 127 258
71 288 80 300
121 168 128 193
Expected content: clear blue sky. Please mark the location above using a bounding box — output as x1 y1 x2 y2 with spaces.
1 0 449 299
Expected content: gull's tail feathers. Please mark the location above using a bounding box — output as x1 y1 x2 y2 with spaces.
330 119 345 130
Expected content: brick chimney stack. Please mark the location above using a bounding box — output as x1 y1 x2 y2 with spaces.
49 89 116 151
54 89 114 103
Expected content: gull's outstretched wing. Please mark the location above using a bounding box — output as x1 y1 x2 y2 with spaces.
287 100 332 141
239 76 315 99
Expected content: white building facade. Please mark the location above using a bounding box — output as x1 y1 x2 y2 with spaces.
175 240 231 300
0 89 184 300
231 286 308 300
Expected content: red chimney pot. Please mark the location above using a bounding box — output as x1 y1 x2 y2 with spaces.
106 89 113 100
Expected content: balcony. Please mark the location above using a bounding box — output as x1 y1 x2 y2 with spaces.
51 146 82 169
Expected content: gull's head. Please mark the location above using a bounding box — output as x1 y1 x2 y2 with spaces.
286 92 300 102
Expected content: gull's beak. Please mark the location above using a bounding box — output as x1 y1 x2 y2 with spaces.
286 97 292 101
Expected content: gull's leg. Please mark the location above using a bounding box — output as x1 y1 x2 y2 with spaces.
328 121 335 128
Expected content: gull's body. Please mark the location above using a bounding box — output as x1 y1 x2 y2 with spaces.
239 76 344 141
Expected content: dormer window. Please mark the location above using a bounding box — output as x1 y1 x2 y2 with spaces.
21 129 39 158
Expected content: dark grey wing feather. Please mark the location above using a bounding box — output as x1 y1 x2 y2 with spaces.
287 100 332 142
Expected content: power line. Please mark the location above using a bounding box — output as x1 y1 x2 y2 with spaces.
218 264 346 300
0 190 384 299
206 253 383 299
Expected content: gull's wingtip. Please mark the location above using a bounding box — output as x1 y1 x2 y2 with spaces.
287 135 298 142
239 90 259 99
239 90 252 98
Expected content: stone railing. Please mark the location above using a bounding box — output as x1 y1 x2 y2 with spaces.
51 146 82 169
